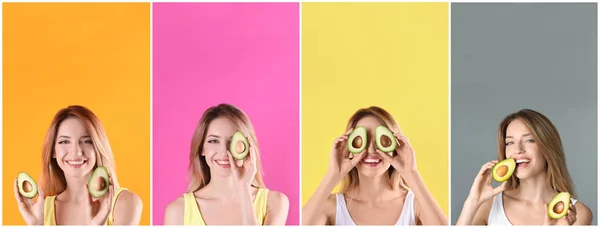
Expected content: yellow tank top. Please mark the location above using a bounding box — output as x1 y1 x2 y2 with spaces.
183 188 269 225
43 187 127 225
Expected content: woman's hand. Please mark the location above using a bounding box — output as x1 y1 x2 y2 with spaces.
228 136 258 188
327 128 366 180
87 176 115 225
544 201 577 225
376 131 417 176
466 160 507 207
14 178 44 225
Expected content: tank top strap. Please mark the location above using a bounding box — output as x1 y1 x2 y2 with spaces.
43 195 57 225
396 190 416 225
106 187 127 225
183 192 205 225
253 188 269 224
334 193 355 225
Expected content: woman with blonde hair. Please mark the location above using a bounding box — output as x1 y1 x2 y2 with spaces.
456 109 593 225
13 105 143 225
302 106 447 225
163 103 289 225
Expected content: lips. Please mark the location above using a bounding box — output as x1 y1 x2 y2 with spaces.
65 160 87 168
362 156 382 167
513 157 531 170
214 159 231 168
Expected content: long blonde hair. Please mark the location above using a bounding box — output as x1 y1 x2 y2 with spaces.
187 103 265 192
339 106 410 193
40 105 120 196
497 109 576 197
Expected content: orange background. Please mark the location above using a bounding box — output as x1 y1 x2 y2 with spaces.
3 3 150 225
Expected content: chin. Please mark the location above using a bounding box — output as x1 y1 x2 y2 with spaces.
357 165 389 177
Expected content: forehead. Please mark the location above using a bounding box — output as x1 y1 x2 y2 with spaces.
57 117 89 136
506 118 532 135
355 115 384 128
206 116 237 135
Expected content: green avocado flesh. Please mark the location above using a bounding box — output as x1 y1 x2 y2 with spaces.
230 131 249 160
492 158 516 182
17 172 38 199
347 127 367 154
88 166 110 198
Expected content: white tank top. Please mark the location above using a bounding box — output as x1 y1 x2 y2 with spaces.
488 192 578 225
335 190 416 225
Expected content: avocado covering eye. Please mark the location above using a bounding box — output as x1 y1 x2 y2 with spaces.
548 192 571 219
347 127 367 154
491 158 516 182
375 126 396 153
230 131 250 160
17 172 38 199
88 166 110 198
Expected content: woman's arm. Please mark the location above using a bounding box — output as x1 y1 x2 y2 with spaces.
456 197 492 225
237 186 260 225
263 190 290 225
113 190 143 225
302 173 341 225
163 196 184 225
404 171 448 225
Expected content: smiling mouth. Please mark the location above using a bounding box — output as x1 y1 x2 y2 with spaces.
65 160 87 168
214 160 231 168
362 157 382 167
516 159 531 169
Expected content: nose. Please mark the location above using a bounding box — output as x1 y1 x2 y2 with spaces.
72 142 84 156
514 141 526 154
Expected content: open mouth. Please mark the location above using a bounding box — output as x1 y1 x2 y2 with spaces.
214 159 231 168
65 160 88 168
516 159 531 170
362 157 382 167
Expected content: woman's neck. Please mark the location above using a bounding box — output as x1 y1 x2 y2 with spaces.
349 171 398 204
202 172 255 199
60 172 93 203
511 172 557 203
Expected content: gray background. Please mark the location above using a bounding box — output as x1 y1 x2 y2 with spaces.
451 3 597 225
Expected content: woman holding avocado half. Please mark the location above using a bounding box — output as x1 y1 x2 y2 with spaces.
456 109 593 225
302 106 447 226
163 103 289 225
13 105 142 225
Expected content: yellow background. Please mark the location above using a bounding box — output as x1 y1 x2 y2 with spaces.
302 2 449 216
3 3 150 225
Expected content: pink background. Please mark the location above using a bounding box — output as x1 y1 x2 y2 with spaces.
152 3 299 225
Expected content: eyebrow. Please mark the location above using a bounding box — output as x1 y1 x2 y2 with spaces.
207 135 220 138
57 135 91 139
505 133 532 139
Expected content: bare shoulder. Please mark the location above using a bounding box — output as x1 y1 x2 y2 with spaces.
113 189 143 225
574 200 593 225
267 189 290 211
115 189 143 208
163 195 186 225
324 193 338 223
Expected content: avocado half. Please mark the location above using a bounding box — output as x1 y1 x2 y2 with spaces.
17 172 38 199
88 166 110 198
375 126 397 153
347 126 367 154
230 131 249 160
492 158 516 182
548 192 571 219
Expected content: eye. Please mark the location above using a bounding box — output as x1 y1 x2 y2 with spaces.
208 139 218 144
58 140 69 144
505 141 513 146
83 139 93 144
525 138 535 143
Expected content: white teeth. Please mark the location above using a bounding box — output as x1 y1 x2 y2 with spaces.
363 158 381 163
216 160 230 165
516 159 531 164
67 160 85 165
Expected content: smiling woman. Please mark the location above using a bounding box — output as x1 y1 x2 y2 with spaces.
163 103 290 225
302 106 448 226
456 109 593 225
13 105 143 225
